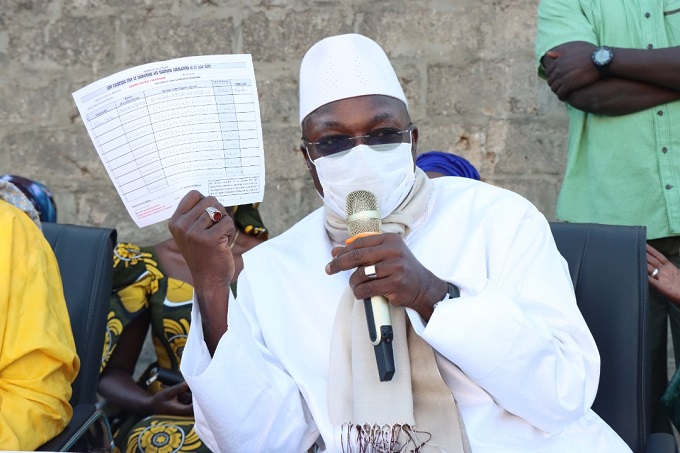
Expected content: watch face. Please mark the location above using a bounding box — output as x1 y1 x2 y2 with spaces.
594 48 612 65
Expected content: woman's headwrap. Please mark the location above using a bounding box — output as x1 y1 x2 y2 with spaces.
415 151 480 180
0 174 57 222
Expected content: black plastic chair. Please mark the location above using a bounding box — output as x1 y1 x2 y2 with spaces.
550 222 678 453
37 223 117 452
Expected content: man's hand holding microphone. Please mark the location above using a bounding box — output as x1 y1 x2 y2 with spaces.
324 190 450 381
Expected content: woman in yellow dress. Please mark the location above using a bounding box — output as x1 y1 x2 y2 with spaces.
0 177 78 450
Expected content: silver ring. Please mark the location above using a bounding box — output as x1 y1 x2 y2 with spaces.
205 206 223 223
364 265 377 279
652 268 659 279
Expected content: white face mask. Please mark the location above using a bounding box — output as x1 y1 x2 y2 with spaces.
313 142 416 218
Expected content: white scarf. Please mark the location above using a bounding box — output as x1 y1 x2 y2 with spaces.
326 169 471 452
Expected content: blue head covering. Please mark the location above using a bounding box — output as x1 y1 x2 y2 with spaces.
0 175 57 222
415 151 480 180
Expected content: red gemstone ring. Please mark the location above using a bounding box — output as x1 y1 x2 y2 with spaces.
205 206 223 223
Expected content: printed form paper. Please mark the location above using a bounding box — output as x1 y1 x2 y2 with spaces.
72 55 265 227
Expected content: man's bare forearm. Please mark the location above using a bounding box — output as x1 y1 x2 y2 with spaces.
542 42 680 101
567 77 680 115
611 47 680 91
196 285 230 356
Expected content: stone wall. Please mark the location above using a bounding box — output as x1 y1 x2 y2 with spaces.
0 0 568 244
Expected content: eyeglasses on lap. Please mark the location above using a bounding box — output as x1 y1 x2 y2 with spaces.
302 124 414 159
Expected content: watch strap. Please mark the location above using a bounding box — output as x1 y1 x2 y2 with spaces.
595 62 610 78
446 282 460 299
433 282 460 311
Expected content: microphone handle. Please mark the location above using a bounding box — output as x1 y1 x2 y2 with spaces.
364 296 395 382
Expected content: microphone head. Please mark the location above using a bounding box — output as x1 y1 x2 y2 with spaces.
346 190 382 237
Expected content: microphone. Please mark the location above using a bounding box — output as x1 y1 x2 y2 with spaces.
345 190 395 382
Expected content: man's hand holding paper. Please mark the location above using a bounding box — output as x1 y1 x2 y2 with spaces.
169 190 234 355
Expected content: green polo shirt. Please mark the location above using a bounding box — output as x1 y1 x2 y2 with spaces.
536 0 680 239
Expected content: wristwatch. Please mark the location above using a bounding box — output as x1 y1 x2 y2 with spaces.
433 282 460 311
592 46 614 77
444 282 460 299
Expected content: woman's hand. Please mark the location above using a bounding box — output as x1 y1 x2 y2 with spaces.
647 244 680 305
144 382 193 417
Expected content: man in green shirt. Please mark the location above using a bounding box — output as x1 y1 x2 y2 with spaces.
536 0 680 433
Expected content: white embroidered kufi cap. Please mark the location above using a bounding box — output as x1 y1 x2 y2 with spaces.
299 33 408 126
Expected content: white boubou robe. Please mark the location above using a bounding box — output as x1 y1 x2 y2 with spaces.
181 177 631 453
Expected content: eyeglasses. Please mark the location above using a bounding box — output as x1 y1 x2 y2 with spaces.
302 124 414 159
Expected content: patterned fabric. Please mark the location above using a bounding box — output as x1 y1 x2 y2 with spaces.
103 204 267 451
103 243 193 374
233 202 268 239
103 242 207 453
122 416 203 453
